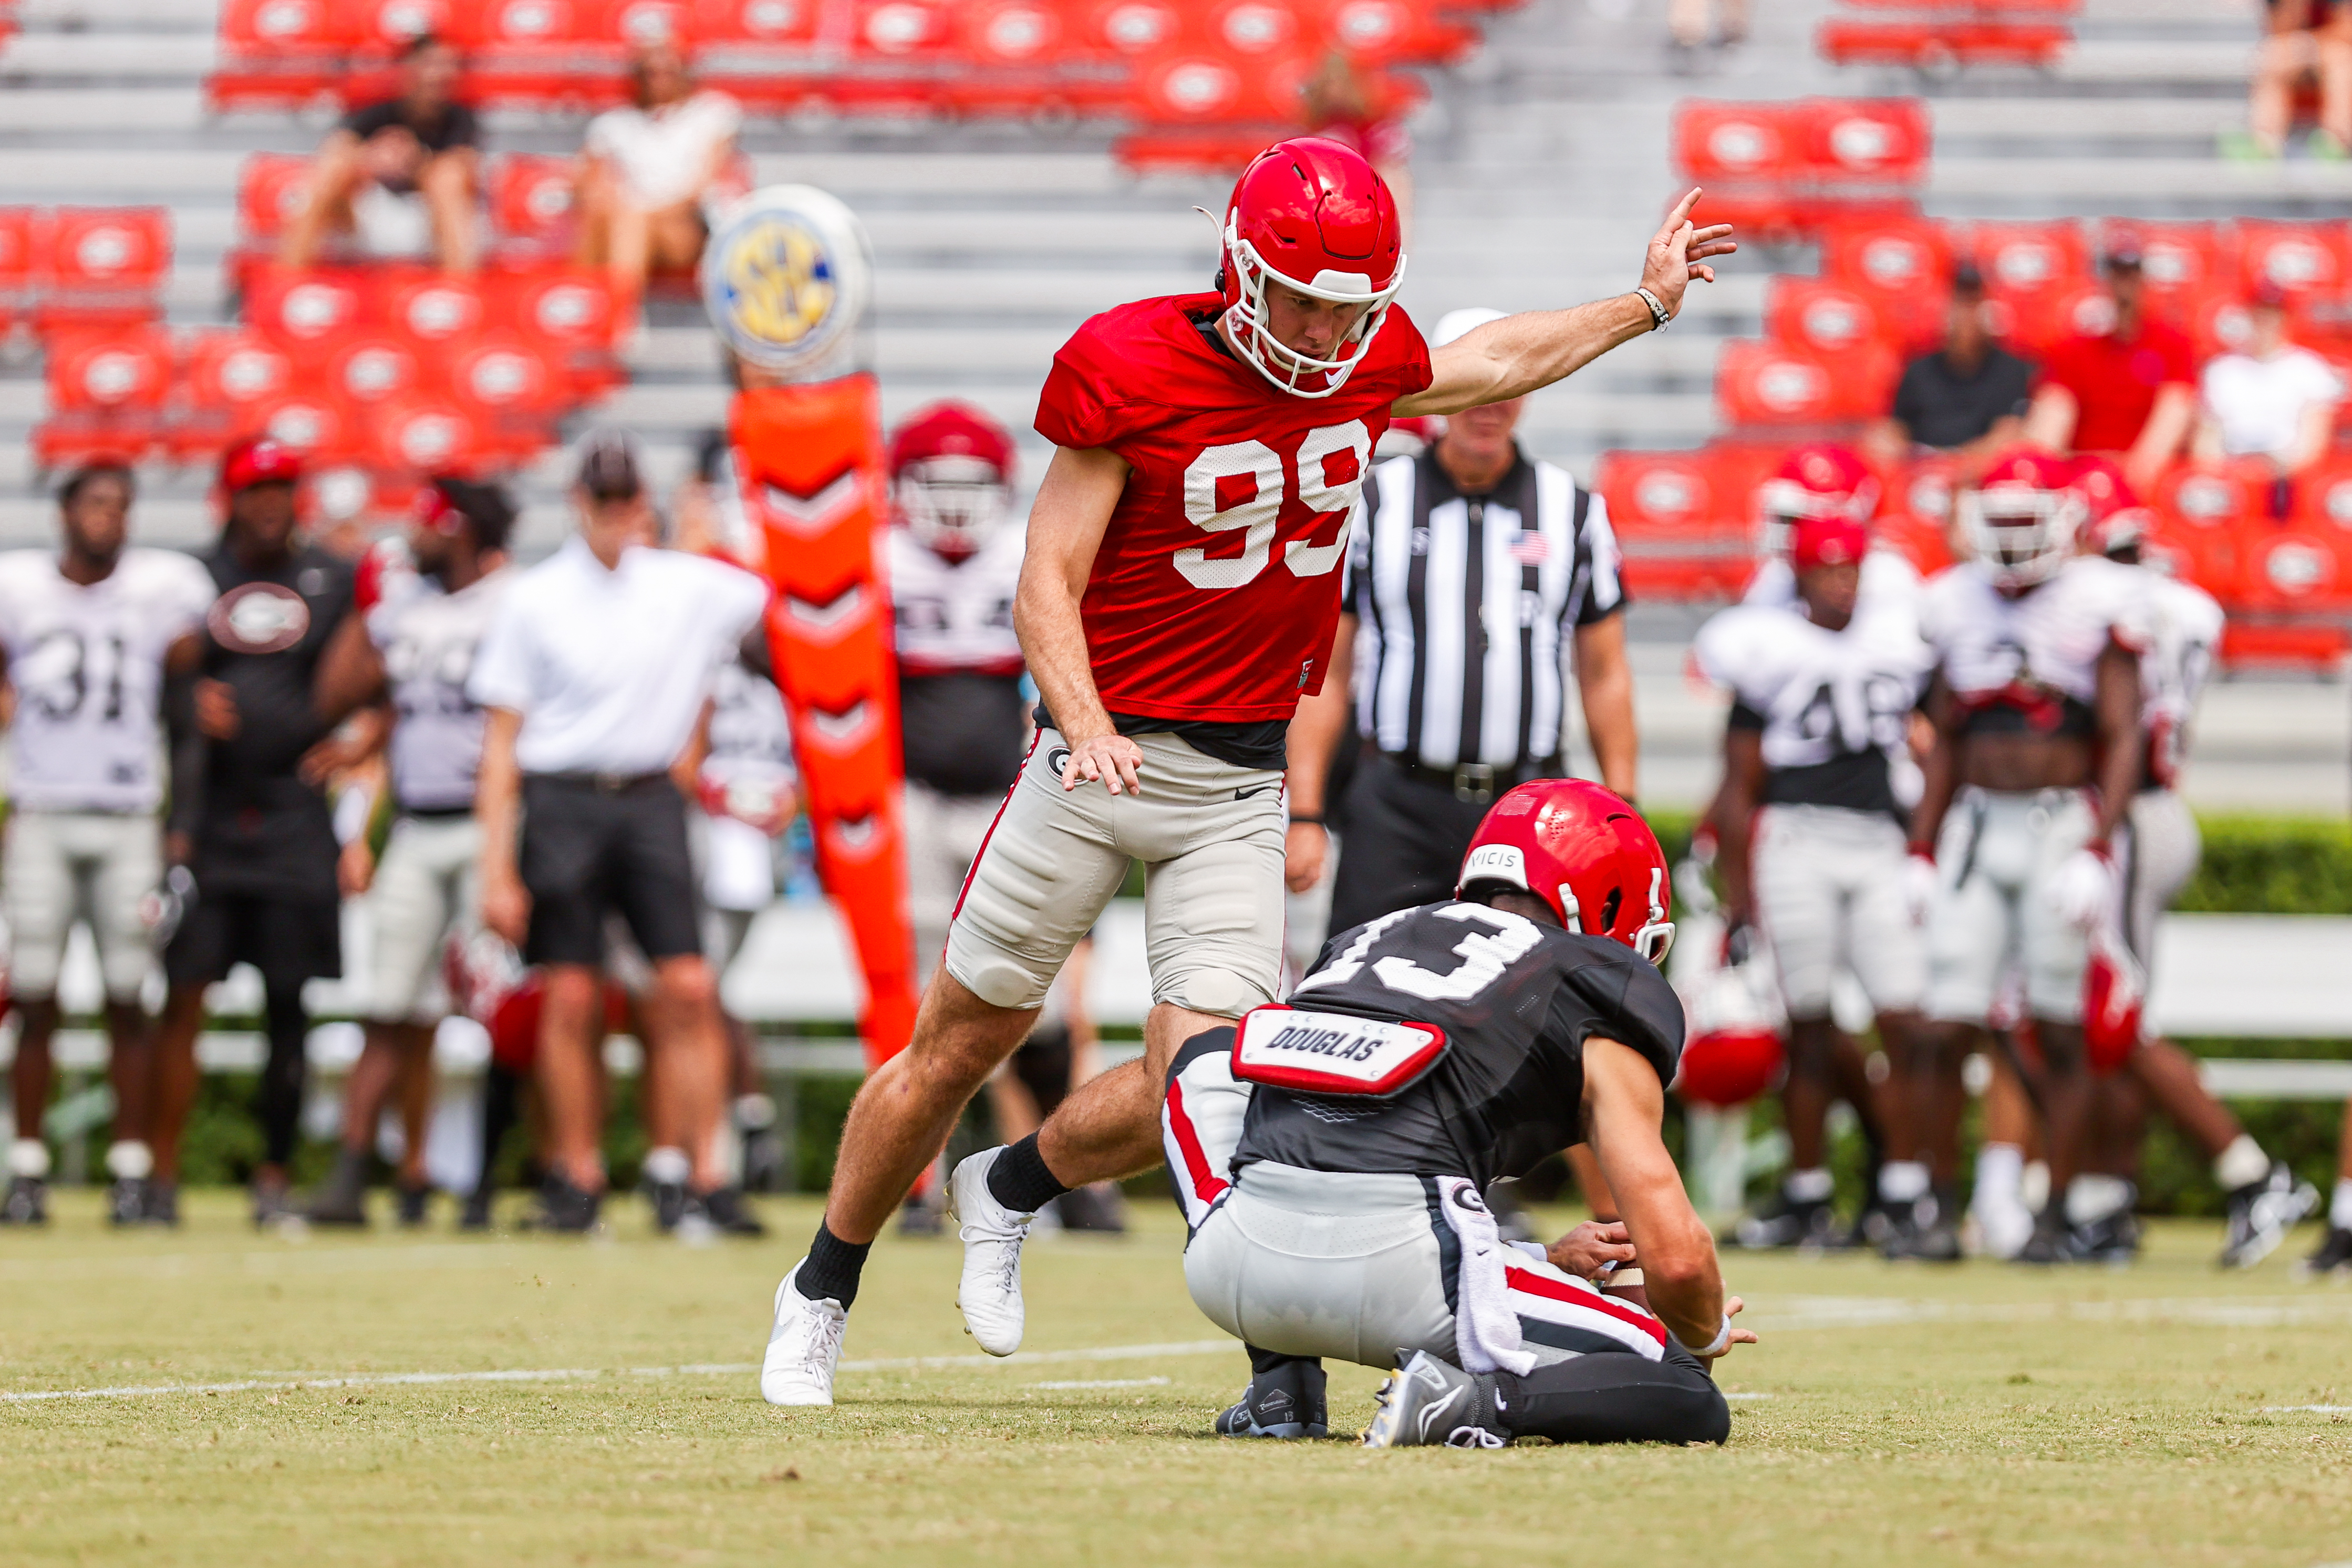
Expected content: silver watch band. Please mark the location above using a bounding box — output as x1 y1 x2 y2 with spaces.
1634 285 1671 331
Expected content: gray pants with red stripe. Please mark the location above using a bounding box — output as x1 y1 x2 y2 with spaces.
1162 1033 1730 1444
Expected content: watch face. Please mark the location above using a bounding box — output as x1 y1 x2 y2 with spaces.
209 581 311 654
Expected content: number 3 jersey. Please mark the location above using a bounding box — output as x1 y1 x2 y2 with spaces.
1692 599 1935 820
1033 290 1432 723
0 547 215 813
1231 900 1685 1190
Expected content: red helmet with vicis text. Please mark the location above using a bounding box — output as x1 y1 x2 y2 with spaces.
1218 137 1406 400
1958 446 2084 591
1458 780 1676 964
2068 454 2153 559
888 400 1016 559
1756 442 1878 559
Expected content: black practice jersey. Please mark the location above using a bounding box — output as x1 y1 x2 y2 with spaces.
192 543 356 899
1232 900 1684 1189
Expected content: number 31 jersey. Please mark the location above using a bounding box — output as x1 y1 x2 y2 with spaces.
1232 900 1685 1189
1034 290 1432 723
0 547 215 813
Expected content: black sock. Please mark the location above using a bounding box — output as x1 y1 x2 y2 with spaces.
797 1221 872 1309
987 1133 1072 1214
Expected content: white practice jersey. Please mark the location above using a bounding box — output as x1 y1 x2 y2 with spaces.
0 547 215 813
1694 599 1933 817
1742 546 1922 617
369 566 513 813
705 655 793 781
2137 568 2223 788
1918 555 2150 729
886 522 1023 677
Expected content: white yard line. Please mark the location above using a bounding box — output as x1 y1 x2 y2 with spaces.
1030 1377 1173 1389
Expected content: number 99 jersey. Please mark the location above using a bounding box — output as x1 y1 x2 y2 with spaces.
1231 900 1685 1191
1034 290 1432 723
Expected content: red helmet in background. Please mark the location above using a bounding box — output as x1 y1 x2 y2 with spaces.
888 400 1017 560
1789 512 1870 573
1219 137 1406 399
1457 780 1675 963
1959 446 2084 591
2069 454 2153 559
1756 442 1878 558
219 433 302 494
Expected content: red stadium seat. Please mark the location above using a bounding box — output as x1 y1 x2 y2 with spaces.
1716 340 1895 426
351 0 460 50
1816 20 2072 71
245 266 372 347
1594 449 1721 537
1965 219 2089 305
853 0 958 57
597 0 693 43
1800 97 1930 185
491 154 581 252
449 335 566 452
693 0 822 44
1764 276 1895 357
237 153 316 244
499 266 623 391
37 207 171 329
2097 220 2226 299
328 333 427 406
37 328 177 466
1820 215 1955 340
2290 458 2352 536
2237 526 2352 612
1305 0 1477 65
1210 0 1303 55
0 208 38 325
1672 99 1805 185
960 0 1066 64
381 269 494 346
174 329 303 461
1991 277 2112 356
2235 221 2352 299
374 396 491 473
1086 0 1183 54
1833 0 2078 11
2172 283 2257 360
2150 463 2265 599
210 0 353 108
253 390 362 465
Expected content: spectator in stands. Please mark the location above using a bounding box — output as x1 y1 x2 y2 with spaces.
1669 0 1748 64
2230 0 2352 160
2023 238 2198 494
282 34 482 274
469 433 770 1232
1300 54 1412 240
2194 282 2342 480
1864 262 2033 481
574 41 743 309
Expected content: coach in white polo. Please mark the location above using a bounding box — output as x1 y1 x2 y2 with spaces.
469 432 771 1232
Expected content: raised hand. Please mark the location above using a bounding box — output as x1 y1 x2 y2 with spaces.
1640 188 1738 321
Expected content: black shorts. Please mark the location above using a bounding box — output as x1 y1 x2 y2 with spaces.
164 889 343 991
520 773 702 969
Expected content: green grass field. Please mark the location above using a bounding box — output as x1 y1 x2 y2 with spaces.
6 1191 2352 1568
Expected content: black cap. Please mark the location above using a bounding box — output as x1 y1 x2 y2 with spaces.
575 429 642 501
1951 259 1985 294
2102 236 2144 272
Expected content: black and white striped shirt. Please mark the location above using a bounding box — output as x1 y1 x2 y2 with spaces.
1345 446 1625 772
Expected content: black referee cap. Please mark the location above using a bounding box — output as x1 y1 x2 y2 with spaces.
575 430 643 501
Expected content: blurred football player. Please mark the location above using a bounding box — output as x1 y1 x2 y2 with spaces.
1697 511 1933 1253
1739 444 1918 614
1168 781 1748 1447
305 477 516 1227
0 464 214 1227
2041 459 2314 1265
1908 449 2146 1264
761 138 1736 1405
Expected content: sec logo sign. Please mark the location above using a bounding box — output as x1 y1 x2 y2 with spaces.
700 184 872 377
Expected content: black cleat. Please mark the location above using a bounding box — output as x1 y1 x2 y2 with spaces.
1879 1190 1962 1262
1055 1182 1128 1234
525 1174 603 1234
1729 1191 1843 1251
688 1185 768 1238
1215 1357 1329 1440
2014 1207 2080 1266
2074 1209 2142 1265
2 1175 48 1226
306 1148 371 1227
458 1188 495 1232
2298 1225 2352 1278
2221 1162 2320 1269
141 1180 180 1228
395 1182 431 1228
646 1178 690 1235
106 1176 145 1227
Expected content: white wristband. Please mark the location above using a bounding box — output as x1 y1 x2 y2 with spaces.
333 783 376 847
1675 1313 1731 1358
1634 285 1671 332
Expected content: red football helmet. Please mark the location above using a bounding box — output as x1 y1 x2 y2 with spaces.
2069 454 2153 559
219 433 303 493
1958 446 2084 591
1457 780 1675 963
888 400 1017 559
1789 512 1870 573
1219 137 1406 399
1756 442 1878 558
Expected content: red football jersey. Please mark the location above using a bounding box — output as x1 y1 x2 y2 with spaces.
1034 291 1433 723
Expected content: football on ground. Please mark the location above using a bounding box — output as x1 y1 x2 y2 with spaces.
6 1193 2349 1567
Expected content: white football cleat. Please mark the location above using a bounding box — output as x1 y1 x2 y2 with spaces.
760 1262 847 1407
950 1147 1036 1356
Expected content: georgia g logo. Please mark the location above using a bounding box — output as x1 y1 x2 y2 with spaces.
209 582 312 655
700 184 872 376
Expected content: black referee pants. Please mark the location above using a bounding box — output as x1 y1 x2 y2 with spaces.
1329 757 1543 934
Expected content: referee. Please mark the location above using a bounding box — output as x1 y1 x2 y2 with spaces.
470 433 771 1231
1288 307 1638 933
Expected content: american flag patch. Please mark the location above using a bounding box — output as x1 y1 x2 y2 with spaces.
1506 531 1549 565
